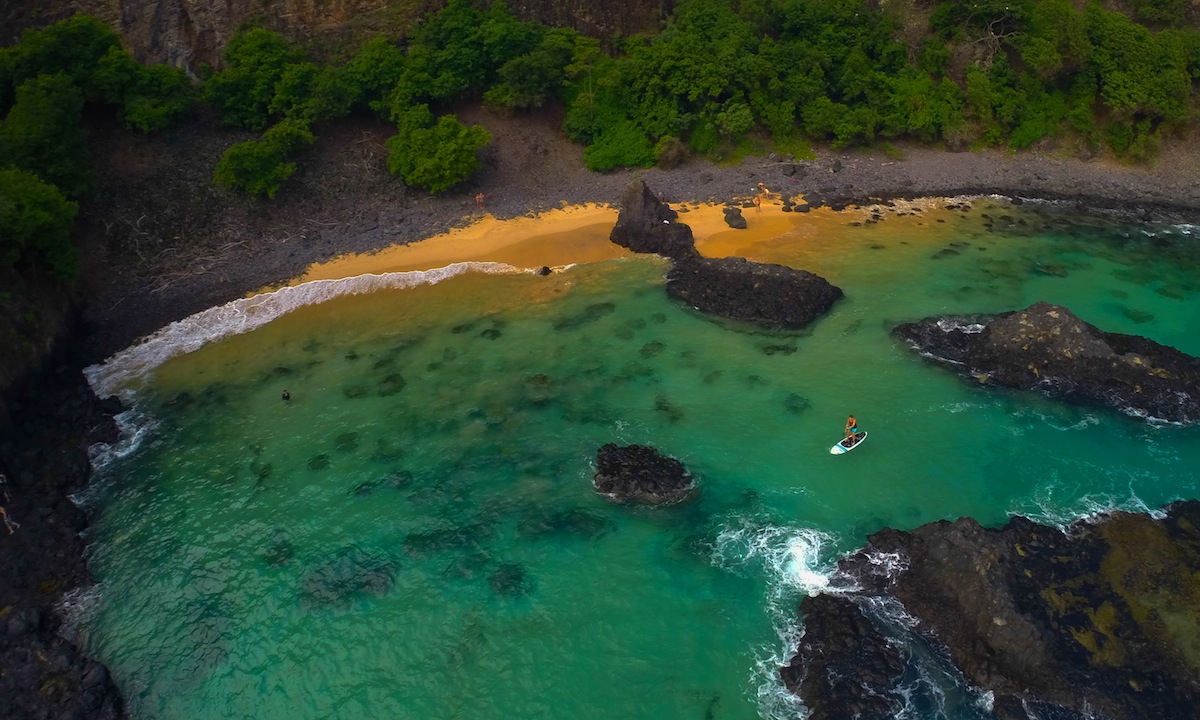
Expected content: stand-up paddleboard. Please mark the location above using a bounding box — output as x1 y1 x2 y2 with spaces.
830 431 867 455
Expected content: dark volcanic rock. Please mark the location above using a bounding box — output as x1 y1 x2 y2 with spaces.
788 501 1200 720
593 443 696 506
780 594 906 720
666 256 843 329
722 206 747 229
609 180 699 259
894 301 1200 423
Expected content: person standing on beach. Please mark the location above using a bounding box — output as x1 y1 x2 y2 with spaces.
753 194 762 213
475 192 485 209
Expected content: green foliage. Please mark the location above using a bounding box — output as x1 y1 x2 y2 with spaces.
94 47 194 131
385 106 491 193
0 167 79 278
1131 0 1190 26
484 28 578 109
0 14 121 99
204 28 298 130
653 136 689 168
582 120 654 171
213 118 315 198
341 37 407 112
1087 5 1191 124
0 74 90 197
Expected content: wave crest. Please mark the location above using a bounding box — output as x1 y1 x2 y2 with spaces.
84 262 521 397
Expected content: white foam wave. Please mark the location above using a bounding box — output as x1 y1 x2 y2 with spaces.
935 318 985 334
711 521 840 596
87 409 159 472
1011 489 1169 532
56 583 103 647
83 262 522 397
712 521 850 720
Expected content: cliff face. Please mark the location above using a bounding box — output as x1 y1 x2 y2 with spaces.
0 266 78 434
5 0 671 71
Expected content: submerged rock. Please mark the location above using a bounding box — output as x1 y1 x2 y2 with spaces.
785 501 1200 720
593 443 696 506
300 546 397 607
666 256 843 329
609 179 699 259
894 301 1200 423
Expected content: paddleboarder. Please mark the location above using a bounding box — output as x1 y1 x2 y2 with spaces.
844 415 858 445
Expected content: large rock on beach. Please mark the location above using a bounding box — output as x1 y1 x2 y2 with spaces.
593 443 696 505
609 180 699 259
722 206 747 229
894 301 1200 423
666 256 843 329
789 501 1200 720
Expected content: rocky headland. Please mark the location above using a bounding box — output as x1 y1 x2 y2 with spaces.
894 301 1200 424
785 501 1200 720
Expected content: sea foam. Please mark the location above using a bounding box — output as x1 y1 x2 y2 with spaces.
83 262 522 397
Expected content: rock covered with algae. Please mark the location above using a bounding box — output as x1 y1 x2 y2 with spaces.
593 443 696 506
894 301 1200 423
785 500 1200 720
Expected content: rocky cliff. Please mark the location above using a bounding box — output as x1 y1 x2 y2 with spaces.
4 0 671 71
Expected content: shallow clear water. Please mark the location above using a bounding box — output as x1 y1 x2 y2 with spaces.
81 200 1200 719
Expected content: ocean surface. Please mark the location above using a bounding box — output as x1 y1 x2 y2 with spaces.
78 199 1200 719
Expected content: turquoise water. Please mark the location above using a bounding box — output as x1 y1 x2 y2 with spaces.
81 201 1200 719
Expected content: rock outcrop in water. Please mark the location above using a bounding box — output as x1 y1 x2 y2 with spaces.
610 181 843 329
780 594 907 719
593 443 696 505
894 301 1200 423
609 180 699 260
786 501 1200 720
666 257 843 329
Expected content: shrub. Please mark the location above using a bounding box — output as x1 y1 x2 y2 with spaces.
0 167 79 279
213 118 315 198
582 120 654 171
654 136 689 168
203 28 298 130
385 107 492 193
0 74 90 197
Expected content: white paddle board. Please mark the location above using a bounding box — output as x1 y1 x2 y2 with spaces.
830 431 867 455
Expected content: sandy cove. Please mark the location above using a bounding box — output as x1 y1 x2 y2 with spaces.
79 106 1200 364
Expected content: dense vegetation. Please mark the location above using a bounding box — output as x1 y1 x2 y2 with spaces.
202 0 1200 188
4 1 1200 263
0 15 191 279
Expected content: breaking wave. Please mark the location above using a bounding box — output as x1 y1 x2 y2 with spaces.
83 262 522 397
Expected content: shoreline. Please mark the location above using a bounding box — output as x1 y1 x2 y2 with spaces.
8 111 1200 718
77 107 1200 365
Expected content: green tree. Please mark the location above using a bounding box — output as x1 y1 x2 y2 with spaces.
93 46 194 131
0 167 79 278
0 74 90 197
213 118 315 198
0 14 121 102
203 28 298 130
385 106 491 193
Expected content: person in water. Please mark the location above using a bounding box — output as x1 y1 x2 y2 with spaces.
845 415 858 445
282 389 291 402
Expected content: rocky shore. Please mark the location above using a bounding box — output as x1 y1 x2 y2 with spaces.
786 502 1200 720
4 104 1200 720
0 361 126 720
